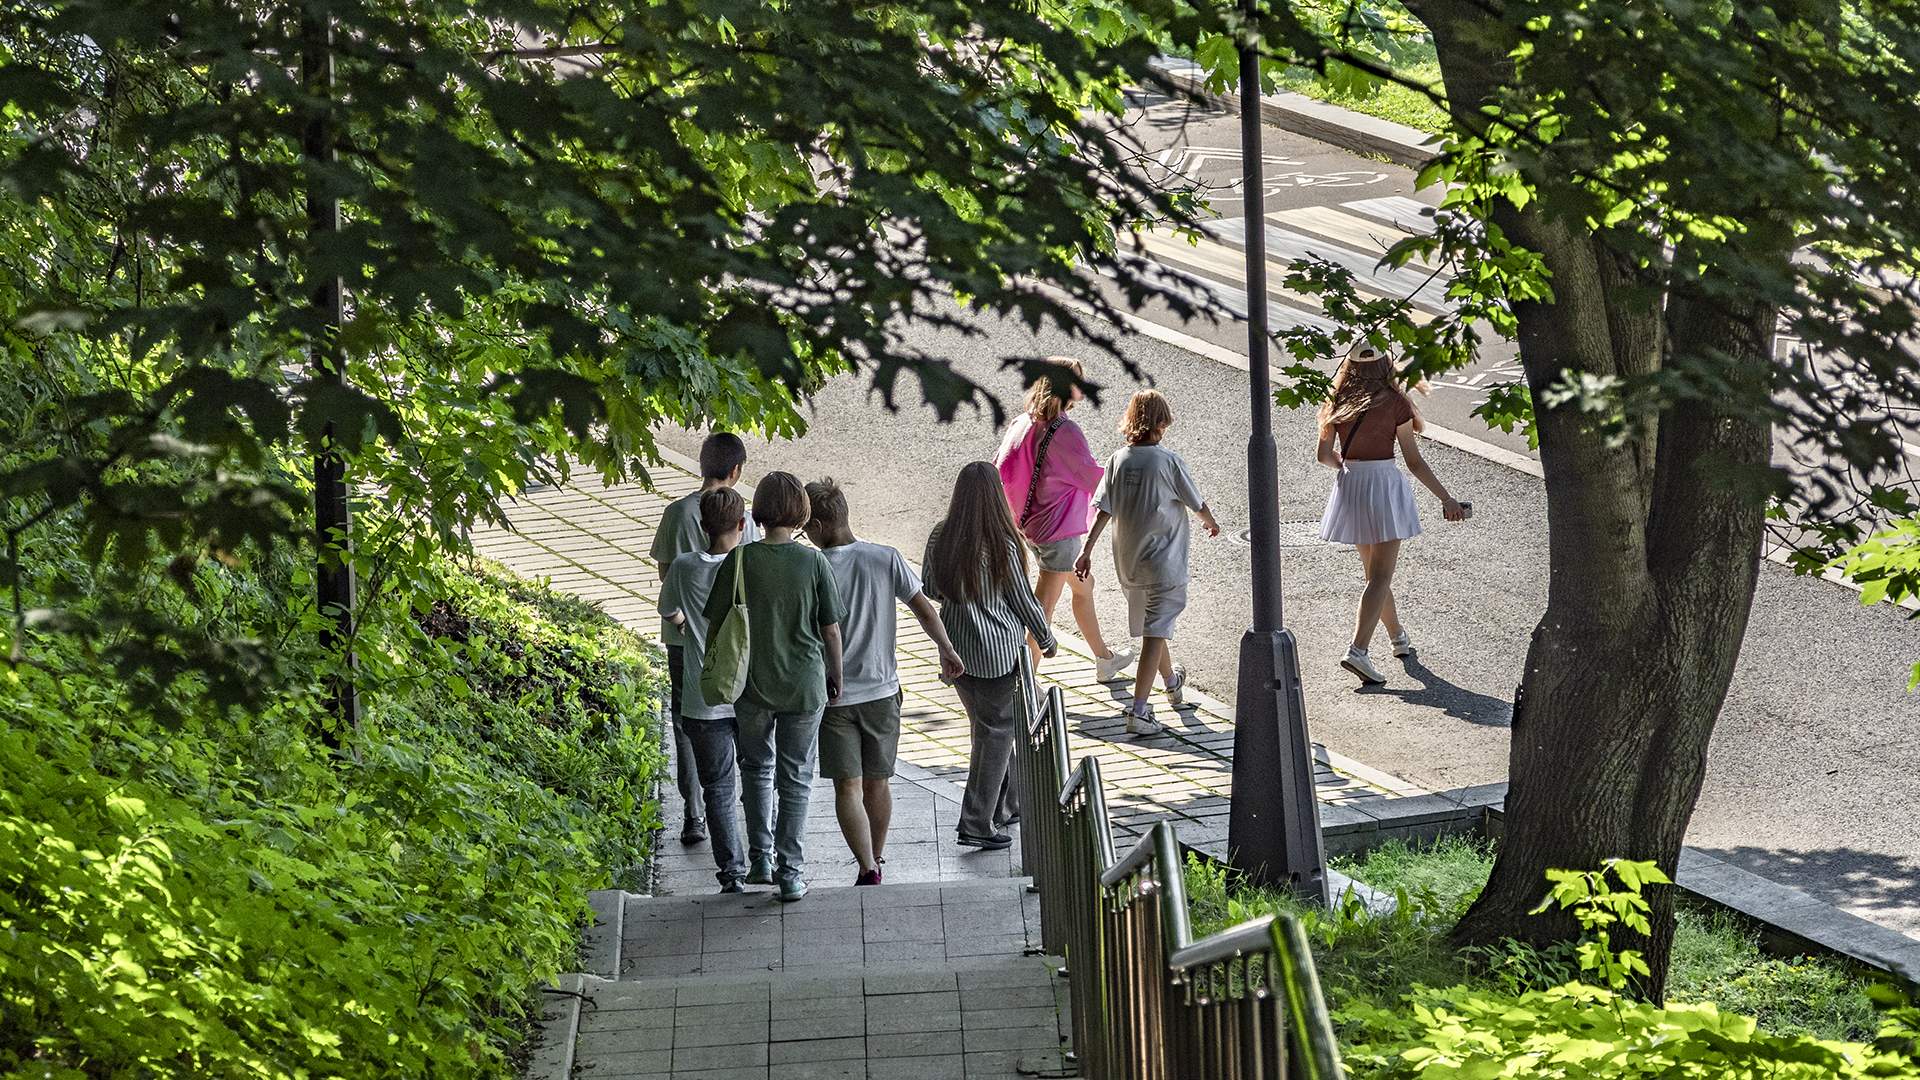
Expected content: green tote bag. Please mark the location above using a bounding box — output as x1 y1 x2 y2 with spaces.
699 547 751 704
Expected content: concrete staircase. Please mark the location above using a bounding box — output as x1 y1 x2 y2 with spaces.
530 878 1075 1079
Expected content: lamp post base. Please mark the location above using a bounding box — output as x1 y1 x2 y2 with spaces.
1227 627 1328 903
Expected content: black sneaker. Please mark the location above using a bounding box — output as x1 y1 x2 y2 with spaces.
680 818 708 845
957 830 1014 851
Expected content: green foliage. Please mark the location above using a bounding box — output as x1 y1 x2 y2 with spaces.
1834 517 1920 689
1532 860 1671 991
0 0 1206 692
1186 840 1907 1077
0 555 661 1077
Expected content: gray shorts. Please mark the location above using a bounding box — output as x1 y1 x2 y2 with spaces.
820 692 903 779
1028 534 1084 574
1124 581 1189 640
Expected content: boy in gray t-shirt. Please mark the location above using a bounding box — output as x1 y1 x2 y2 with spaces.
1078 391 1219 736
649 432 760 845
658 488 752 891
803 478 963 886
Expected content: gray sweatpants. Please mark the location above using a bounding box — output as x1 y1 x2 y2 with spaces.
953 671 1022 838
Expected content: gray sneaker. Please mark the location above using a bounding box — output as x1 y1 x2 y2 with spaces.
746 855 775 885
1342 648 1387 685
777 878 809 903
1163 663 1187 706
1125 704 1164 737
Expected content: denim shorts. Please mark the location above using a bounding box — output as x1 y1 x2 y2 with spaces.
1028 534 1084 574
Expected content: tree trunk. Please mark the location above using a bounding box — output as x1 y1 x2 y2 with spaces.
1411 0 1780 997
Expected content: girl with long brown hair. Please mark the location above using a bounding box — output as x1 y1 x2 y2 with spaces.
923 461 1057 850
1315 346 1464 685
994 356 1134 681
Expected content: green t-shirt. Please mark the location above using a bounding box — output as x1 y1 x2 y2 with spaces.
703 540 846 714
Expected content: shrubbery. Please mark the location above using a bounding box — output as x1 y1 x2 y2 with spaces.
1187 841 1920 1078
0 551 662 1077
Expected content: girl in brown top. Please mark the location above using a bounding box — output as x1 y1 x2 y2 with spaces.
1315 346 1464 685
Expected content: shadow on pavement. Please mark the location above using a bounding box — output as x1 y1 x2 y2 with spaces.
1354 655 1514 727
1702 845 1920 927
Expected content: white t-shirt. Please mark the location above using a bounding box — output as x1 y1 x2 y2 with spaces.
1093 444 1207 589
657 550 734 720
818 540 922 706
649 489 761 646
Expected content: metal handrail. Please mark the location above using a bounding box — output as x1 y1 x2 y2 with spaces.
1010 651 1345 1080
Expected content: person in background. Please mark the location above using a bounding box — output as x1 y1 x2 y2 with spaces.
923 461 1057 852
703 472 844 902
648 431 761 845
1314 345 1463 685
994 356 1135 682
1076 390 1219 736
657 488 751 892
803 478 965 885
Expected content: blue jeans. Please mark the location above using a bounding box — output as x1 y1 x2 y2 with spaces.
684 717 748 885
665 645 706 824
734 702 824 887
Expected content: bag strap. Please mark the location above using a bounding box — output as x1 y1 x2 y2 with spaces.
732 544 747 605
1018 418 1065 529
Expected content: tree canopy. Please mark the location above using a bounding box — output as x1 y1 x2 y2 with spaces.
0 0 1205 700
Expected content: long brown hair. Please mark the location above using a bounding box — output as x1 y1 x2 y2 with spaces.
1024 356 1086 425
927 461 1028 606
1318 346 1419 434
1119 389 1173 445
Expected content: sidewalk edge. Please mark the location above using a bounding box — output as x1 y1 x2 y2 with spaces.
1147 56 1441 168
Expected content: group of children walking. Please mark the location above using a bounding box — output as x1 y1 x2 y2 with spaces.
654 345 1457 899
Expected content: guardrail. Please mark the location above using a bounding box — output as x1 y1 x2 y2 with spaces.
1011 655 1344 1079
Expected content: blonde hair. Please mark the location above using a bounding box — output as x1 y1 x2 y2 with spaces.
1119 389 1173 445
1024 356 1087 425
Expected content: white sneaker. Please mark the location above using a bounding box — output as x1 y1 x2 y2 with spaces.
1163 663 1187 706
1125 704 1164 736
1095 646 1137 683
1390 630 1415 658
1342 648 1387 685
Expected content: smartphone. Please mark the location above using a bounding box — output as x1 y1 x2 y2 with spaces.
1458 500 1474 520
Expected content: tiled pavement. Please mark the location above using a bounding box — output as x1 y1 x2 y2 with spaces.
468 448 1420 889
482 449 1424 1079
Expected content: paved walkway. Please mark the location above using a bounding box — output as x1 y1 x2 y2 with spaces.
468 449 1411 894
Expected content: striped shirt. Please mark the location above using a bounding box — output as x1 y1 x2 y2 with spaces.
921 526 1056 680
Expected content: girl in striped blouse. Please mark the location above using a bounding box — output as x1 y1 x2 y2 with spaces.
923 461 1057 850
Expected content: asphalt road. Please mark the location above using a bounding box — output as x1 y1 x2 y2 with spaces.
655 96 1920 939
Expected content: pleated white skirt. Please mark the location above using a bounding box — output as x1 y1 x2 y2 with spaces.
1319 459 1422 545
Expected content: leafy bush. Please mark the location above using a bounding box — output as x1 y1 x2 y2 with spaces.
0 556 662 1078
1185 841 1916 1078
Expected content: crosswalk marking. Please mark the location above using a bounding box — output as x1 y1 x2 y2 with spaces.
1268 205 1428 265
1203 217 1452 310
1136 227 1435 327
1112 253 1346 334
1342 195 1441 234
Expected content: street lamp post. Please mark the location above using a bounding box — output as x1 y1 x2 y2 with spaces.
1225 0 1328 902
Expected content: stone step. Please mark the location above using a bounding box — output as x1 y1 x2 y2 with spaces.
618 878 1045 983
582 887 628 978
574 957 1073 1079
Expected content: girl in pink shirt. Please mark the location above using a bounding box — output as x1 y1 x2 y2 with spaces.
994 356 1135 681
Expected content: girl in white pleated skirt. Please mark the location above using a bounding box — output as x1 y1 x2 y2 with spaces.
1315 346 1465 685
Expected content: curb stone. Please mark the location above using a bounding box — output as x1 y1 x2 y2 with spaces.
1146 56 1441 168
526 972 589 1080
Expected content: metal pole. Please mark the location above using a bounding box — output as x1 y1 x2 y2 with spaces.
1225 0 1326 901
303 14 360 741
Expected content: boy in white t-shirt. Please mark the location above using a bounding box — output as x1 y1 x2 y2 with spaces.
659 488 752 892
1077 390 1219 736
803 478 964 886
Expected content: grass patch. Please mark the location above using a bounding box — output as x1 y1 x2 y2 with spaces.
1276 54 1451 136
1186 835 1882 1044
